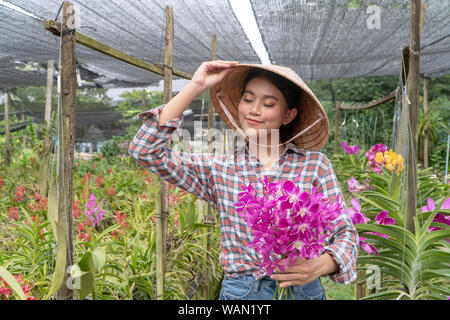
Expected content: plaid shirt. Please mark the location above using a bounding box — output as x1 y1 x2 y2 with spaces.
129 104 358 284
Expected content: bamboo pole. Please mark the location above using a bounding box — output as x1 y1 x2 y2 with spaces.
423 77 428 168
355 270 366 299
39 59 55 195
155 5 173 300
334 102 340 154
4 90 10 166
405 0 422 235
201 33 217 299
56 1 76 299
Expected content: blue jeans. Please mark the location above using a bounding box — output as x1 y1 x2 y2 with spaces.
219 275 326 300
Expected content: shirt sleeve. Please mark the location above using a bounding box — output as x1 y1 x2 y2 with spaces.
315 155 359 285
128 104 217 207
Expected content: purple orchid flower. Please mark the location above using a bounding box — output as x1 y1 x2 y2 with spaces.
84 194 105 227
375 211 395 225
347 177 365 194
235 176 342 276
366 143 387 173
359 236 379 256
347 198 370 224
341 141 361 155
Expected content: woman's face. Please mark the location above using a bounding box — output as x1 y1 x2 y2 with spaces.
238 76 297 140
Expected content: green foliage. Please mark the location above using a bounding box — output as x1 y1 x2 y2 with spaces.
333 146 450 300
116 89 164 139
0 141 222 300
0 266 27 300
100 138 122 163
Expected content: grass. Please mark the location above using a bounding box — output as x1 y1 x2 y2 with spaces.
321 276 355 300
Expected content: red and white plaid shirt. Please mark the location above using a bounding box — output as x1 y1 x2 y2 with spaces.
129 104 358 284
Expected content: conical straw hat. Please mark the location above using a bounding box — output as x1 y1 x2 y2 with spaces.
209 64 330 151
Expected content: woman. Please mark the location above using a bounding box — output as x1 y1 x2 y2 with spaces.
129 60 358 300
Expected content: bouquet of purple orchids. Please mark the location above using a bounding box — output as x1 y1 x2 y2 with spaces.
234 173 343 299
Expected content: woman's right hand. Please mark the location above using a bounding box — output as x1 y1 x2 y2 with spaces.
191 60 238 92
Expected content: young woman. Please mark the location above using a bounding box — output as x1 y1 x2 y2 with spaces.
129 60 358 300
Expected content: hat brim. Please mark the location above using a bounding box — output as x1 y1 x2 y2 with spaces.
209 64 330 151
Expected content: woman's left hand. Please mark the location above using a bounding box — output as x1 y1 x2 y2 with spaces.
270 253 338 288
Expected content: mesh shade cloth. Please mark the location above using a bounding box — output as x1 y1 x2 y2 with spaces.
251 0 450 81
1 0 259 89
0 0 448 88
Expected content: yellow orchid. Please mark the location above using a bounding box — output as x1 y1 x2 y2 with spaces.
374 149 404 175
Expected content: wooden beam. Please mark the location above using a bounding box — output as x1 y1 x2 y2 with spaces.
43 20 192 80
339 90 397 110
155 63 192 80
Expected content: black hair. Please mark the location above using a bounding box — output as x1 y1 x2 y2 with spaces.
241 68 302 143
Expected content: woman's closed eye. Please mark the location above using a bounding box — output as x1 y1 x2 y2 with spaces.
243 98 274 107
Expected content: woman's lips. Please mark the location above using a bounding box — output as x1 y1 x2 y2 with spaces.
246 118 263 125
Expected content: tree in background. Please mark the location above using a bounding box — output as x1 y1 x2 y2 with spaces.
116 89 164 139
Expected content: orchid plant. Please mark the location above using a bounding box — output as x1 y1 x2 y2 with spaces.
336 142 450 300
234 173 343 299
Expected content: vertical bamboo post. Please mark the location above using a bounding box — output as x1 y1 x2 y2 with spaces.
405 0 422 235
4 90 10 166
423 77 428 168
56 1 76 299
155 5 173 300
201 33 217 299
39 59 55 195
355 270 366 299
334 102 340 154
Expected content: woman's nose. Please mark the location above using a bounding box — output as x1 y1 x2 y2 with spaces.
249 101 262 115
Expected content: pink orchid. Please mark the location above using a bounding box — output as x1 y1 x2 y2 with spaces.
341 141 361 155
359 236 379 256
375 211 396 225
347 177 365 194
235 174 342 276
348 198 370 224
366 143 387 173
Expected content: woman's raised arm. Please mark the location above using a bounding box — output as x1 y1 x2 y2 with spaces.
159 60 238 125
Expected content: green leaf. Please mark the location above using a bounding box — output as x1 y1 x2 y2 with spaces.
357 224 417 256
45 228 67 299
92 247 106 271
420 229 450 251
78 271 94 300
0 266 27 300
95 224 121 245
47 178 58 241
78 252 95 273
426 269 450 278
360 289 407 300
